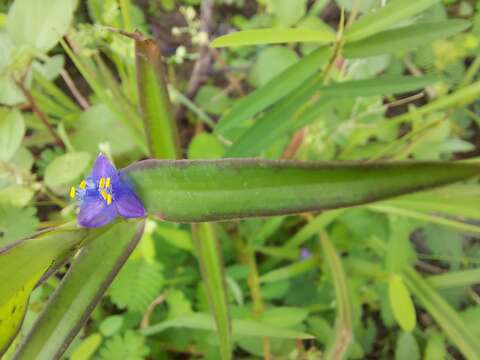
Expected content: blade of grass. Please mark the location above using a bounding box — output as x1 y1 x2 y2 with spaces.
427 268 480 289
192 223 232 360
211 28 335 47
319 231 353 360
402 267 480 360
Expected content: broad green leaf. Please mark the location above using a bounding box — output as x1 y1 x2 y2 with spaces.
395 332 420 360
0 108 25 162
7 0 77 52
141 313 314 339
249 46 298 88
13 221 145 360
135 35 180 159
424 331 447 360
388 274 416 332
192 223 232 360
195 85 232 115
0 205 38 246
211 28 335 47
188 133 225 159
403 267 480 360
344 20 471 58
0 225 90 355
345 0 440 42
226 76 437 157
44 151 91 190
124 159 480 222
319 232 352 360
215 47 331 138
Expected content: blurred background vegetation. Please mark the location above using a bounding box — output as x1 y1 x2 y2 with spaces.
1 0 480 359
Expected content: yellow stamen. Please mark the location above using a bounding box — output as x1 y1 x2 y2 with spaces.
79 180 87 189
105 177 111 188
101 189 108 200
69 186 76 199
107 194 112 205
99 177 105 188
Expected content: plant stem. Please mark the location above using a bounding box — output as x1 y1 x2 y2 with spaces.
15 79 65 148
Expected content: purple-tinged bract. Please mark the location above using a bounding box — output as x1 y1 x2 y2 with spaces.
70 154 146 228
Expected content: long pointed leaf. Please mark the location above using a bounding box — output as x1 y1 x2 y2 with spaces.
123 159 480 222
12 221 145 360
192 224 232 360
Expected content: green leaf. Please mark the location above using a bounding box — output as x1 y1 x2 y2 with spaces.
226 76 437 157
141 312 314 339
195 85 233 115
192 223 232 360
319 232 353 360
0 108 25 162
44 151 91 190
395 332 420 360
211 28 335 47
215 46 331 138
344 20 471 58
260 257 317 283
109 259 164 313
345 0 441 42
0 205 38 246
388 274 416 332
124 159 480 222
402 267 480 360
7 0 77 52
188 133 225 159
135 35 180 159
424 331 447 360
70 333 103 360
249 46 299 88
428 268 480 289
12 221 145 360
98 330 149 360
0 225 90 355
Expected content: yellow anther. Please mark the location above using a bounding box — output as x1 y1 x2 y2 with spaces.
105 177 111 188
99 177 105 188
101 189 108 200
79 180 87 189
107 194 112 205
69 186 76 199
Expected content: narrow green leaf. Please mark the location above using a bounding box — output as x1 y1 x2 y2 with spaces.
389 274 416 332
345 0 440 42
427 268 480 289
135 34 180 159
13 221 145 360
260 257 317 283
215 47 331 138
403 267 480 360
124 159 480 222
344 20 471 58
211 28 335 47
141 313 314 339
319 232 353 360
226 76 437 157
0 225 90 355
192 223 232 360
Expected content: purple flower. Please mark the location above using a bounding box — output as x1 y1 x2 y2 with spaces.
70 154 145 228
300 248 311 260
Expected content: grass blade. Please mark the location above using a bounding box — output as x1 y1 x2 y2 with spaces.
192 223 232 360
211 28 335 47
427 268 480 289
135 34 180 159
319 231 353 360
141 313 314 339
403 267 480 360
13 221 145 360
123 159 480 222
345 0 440 42
344 20 470 58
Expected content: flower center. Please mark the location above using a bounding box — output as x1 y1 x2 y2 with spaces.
70 177 113 205
98 177 113 205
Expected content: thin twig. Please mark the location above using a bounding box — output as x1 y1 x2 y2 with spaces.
60 69 90 110
140 292 169 329
15 78 65 148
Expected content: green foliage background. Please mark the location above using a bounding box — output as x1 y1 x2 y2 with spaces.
1 0 480 359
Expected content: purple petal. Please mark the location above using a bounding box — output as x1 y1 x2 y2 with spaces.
114 185 146 219
90 153 118 180
78 198 117 228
